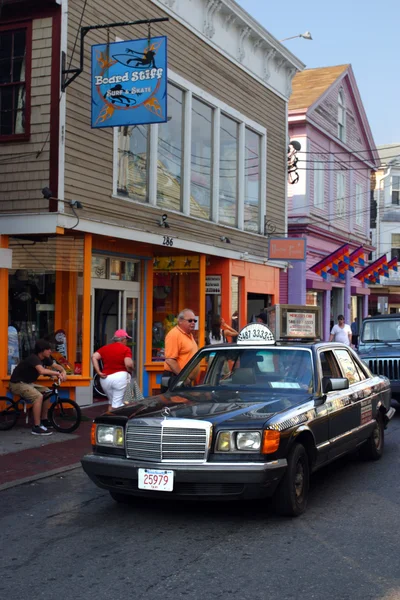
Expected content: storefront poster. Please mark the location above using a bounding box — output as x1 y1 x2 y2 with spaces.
91 36 168 128
286 312 316 337
206 276 221 295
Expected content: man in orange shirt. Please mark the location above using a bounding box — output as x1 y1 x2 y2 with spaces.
161 308 198 393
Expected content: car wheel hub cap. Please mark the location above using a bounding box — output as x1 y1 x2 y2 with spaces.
294 463 304 499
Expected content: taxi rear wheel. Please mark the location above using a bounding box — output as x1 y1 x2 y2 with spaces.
360 412 384 461
274 443 310 517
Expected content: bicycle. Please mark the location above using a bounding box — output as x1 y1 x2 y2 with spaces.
0 382 82 433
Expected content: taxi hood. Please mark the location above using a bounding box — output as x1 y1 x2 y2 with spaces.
106 389 311 427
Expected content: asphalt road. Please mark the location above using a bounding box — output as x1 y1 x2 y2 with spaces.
1 411 400 600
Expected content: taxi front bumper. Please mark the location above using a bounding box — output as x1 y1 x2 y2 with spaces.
81 454 287 500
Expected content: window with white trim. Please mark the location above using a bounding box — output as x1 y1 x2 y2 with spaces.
355 183 364 226
336 173 346 217
115 72 266 233
338 90 346 142
313 161 324 208
391 234 400 260
392 175 400 205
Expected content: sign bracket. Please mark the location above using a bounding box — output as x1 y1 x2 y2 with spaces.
61 17 169 92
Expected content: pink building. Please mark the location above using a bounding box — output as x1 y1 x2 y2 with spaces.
283 65 379 339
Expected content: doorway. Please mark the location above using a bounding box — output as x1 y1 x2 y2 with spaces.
92 280 140 374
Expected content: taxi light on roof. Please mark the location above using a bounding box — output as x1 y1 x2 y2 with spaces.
237 323 275 345
262 430 280 454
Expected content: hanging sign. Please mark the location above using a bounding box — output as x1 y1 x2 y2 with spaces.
91 36 168 128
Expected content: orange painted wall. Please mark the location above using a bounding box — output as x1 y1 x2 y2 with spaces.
206 258 280 330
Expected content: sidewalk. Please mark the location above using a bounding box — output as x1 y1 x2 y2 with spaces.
0 403 107 490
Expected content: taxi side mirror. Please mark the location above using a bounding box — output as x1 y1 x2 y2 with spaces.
322 377 349 393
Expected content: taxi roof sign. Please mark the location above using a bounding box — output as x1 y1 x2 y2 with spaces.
237 323 275 345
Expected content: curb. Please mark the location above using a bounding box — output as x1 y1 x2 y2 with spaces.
0 462 82 492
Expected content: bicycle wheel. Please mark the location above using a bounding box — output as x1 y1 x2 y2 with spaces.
0 398 19 430
48 399 81 433
93 373 107 397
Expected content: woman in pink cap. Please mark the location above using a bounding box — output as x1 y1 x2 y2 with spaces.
91 329 134 410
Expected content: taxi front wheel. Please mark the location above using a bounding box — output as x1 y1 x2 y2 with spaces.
274 443 310 517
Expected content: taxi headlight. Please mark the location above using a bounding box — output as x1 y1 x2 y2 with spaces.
96 425 124 447
236 431 261 451
216 431 262 452
216 431 232 452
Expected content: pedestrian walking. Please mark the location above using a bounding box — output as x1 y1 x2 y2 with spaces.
91 329 134 411
351 317 359 347
161 308 199 392
329 315 352 346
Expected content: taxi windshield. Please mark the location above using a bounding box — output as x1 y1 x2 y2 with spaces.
361 319 400 343
174 347 314 394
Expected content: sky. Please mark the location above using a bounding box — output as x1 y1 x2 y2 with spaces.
236 0 399 147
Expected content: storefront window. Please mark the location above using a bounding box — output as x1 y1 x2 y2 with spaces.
117 124 148 202
152 256 200 361
191 98 212 219
8 235 84 375
157 84 183 210
244 128 261 232
219 114 238 227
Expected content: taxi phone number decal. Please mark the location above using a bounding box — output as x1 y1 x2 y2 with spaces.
360 398 373 425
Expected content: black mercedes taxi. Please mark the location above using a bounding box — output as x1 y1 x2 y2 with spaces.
81 323 395 516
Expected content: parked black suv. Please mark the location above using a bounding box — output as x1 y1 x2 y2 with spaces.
358 314 400 400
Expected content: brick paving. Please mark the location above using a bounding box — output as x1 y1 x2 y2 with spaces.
0 404 106 489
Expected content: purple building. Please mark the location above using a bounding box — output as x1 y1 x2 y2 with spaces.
283 65 379 339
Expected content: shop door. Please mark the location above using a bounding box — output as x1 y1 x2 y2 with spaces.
92 280 140 369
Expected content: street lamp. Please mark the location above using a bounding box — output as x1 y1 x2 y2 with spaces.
280 31 313 42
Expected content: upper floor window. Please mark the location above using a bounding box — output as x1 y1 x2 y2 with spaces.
355 183 364 226
0 24 31 141
115 73 266 234
391 234 400 261
313 161 324 209
337 90 346 142
336 172 346 217
392 176 400 205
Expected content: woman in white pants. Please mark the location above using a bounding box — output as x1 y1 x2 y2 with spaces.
91 329 134 411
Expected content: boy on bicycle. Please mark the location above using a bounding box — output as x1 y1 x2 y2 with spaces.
9 339 67 436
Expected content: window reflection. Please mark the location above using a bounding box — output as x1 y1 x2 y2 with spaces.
117 124 148 202
157 84 183 210
244 128 261 232
191 98 212 219
219 114 237 227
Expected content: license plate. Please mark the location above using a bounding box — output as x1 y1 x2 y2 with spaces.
138 468 174 492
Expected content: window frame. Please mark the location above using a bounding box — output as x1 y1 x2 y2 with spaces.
113 69 267 234
313 160 325 209
0 21 32 143
336 172 346 217
391 175 400 206
337 89 346 142
355 183 364 226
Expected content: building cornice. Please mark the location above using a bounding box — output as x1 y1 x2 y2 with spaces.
151 0 304 100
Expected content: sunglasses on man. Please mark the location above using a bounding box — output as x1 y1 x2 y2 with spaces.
183 318 197 323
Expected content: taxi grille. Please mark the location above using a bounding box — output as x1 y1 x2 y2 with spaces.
125 420 209 462
367 358 400 379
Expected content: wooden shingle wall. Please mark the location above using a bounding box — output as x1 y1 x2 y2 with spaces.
0 18 52 213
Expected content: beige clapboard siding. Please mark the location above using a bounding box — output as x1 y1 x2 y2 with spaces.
65 1 286 251
0 17 53 213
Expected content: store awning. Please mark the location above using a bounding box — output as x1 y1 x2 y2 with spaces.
354 255 398 284
309 244 350 280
